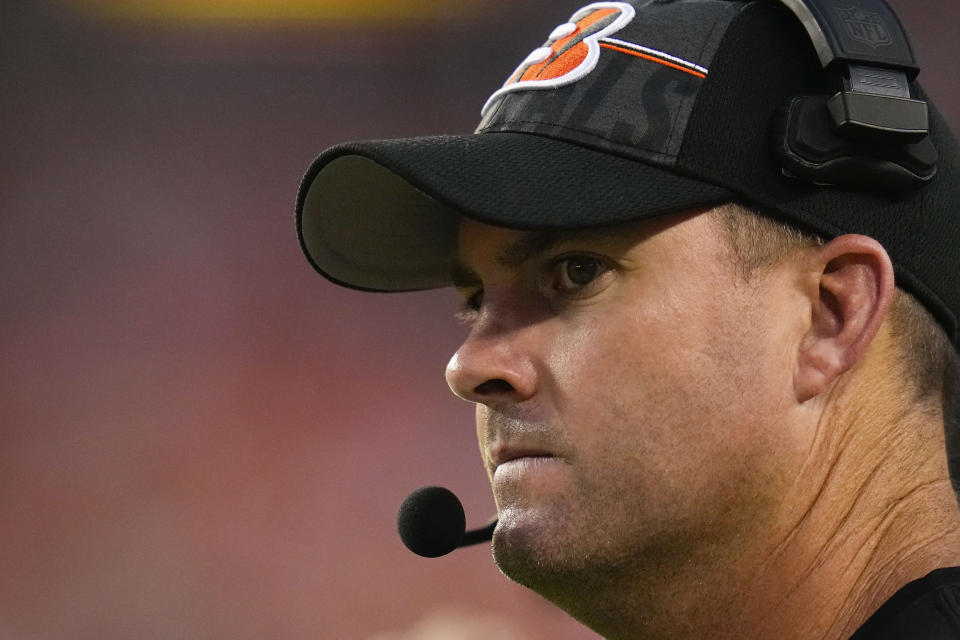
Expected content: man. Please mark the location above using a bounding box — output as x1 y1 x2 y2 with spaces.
296 0 960 637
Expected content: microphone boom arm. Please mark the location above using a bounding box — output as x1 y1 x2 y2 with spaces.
459 520 497 548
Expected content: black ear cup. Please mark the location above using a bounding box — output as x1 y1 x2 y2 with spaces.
776 94 938 193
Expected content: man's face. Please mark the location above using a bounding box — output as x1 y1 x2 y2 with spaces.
445 211 805 597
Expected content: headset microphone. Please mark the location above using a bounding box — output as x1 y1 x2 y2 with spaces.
397 486 497 558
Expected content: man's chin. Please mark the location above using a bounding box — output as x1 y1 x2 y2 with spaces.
491 505 574 587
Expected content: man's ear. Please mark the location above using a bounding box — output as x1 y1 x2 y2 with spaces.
794 234 895 403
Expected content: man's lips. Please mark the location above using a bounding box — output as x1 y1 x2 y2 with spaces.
488 443 556 468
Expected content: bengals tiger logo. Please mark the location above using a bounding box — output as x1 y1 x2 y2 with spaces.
481 2 636 116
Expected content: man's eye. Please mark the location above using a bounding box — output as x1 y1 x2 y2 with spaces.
454 289 483 324
563 256 601 286
551 255 610 295
465 289 484 311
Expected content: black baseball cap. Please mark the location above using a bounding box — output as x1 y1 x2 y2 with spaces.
296 0 960 344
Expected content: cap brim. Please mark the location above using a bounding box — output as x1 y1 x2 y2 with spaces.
296 131 731 292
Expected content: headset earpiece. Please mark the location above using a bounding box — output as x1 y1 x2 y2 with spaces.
777 94 938 192
772 0 938 193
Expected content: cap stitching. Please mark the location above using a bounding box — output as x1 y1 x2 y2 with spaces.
598 38 708 77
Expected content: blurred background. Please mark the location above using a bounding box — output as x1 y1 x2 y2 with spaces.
0 1 956 638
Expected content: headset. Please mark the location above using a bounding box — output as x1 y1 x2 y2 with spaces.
773 0 937 193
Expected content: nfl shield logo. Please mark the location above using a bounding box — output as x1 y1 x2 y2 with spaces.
835 7 893 48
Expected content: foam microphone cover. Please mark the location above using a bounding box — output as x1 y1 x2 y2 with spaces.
397 486 466 558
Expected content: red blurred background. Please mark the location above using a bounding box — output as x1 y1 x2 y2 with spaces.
0 1 956 638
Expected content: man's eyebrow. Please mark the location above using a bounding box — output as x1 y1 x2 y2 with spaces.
450 230 564 288
450 259 481 290
494 230 568 269
450 228 628 287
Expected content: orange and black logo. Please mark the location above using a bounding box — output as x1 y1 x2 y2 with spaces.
482 1 709 117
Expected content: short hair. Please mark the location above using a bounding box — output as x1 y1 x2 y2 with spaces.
713 202 960 487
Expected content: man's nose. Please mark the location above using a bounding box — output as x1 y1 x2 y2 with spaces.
445 323 538 405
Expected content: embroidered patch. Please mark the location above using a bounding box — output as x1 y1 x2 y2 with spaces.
481 2 709 117
481 2 636 117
